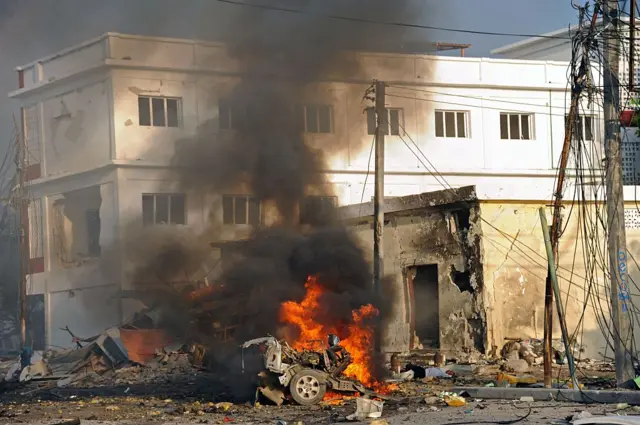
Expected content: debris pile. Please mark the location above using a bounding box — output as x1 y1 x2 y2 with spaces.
0 318 204 390
500 338 590 367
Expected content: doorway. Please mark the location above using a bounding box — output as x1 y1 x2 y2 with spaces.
26 294 45 351
410 264 439 349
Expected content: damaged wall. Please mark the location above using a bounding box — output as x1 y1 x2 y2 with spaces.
479 202 617 360
41 77 112 177
26 174 121 349
341 187 486 356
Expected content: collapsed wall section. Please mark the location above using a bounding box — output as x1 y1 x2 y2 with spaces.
338 186 486 356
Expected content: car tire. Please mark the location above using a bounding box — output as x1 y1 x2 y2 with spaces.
289 369 327 405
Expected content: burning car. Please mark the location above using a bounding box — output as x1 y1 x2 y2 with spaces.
242 334 366 405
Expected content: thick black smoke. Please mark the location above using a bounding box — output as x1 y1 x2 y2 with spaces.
173 1 434 220
124 1 434 377
213 226 382 338
163 1 428 338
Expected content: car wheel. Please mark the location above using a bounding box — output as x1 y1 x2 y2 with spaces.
289 369 327 405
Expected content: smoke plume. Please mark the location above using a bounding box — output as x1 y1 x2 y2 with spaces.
126 1 434 356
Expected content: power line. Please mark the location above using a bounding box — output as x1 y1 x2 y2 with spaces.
385 93 591 118
212 0 572 40
387 85 587 111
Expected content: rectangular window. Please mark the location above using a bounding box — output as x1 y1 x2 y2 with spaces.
138 96 181 128
366 107 404 136
219 100 247 130
300 196 337 225
499 113 534 140
298 104 333 133
222 195 262 226
142 194 186 225
435 110 469 138
564 114 594 141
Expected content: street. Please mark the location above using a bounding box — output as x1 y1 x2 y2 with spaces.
0 395 634 425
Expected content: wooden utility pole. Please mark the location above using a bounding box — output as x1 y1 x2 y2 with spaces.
539 208 580 390
631 0 636 92
13 115 27 352
373 80 385 355
603 0 634 385
543 94 578 388
542 5 596 387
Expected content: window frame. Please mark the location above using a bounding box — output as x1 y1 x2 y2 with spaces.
219 100 246 131
300 196 337 225
499 112 535 140
299 104 334 134
366 107 405 136
138 96 182 128
564 114 595 142
222 195 263 226
142 193 187 226
435 110 470 138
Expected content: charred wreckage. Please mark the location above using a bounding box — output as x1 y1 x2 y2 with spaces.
242 334 367 406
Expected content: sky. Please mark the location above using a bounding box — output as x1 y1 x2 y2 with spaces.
0 0 579 147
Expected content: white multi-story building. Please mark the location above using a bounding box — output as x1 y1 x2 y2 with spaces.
12 32 635 356
494 19 640 184
492 17 640 100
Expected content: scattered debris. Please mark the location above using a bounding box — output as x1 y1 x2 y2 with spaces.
443 394 466 407
346 397 384 420
1 316 205 391
19 360 49 382
496 372 536 386
416 406 441 413
424 396 441 405
215 402 234 412
569 411 594 421
573 416 640 425
51 419 81 425
505 358 530 373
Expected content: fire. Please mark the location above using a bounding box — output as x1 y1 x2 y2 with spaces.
279 276 379 387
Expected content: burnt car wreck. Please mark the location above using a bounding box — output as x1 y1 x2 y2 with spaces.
242 335 366 406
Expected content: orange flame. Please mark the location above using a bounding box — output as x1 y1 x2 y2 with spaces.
279 276 379 387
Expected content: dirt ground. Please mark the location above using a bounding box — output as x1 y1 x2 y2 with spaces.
0 397 638 425
0 375 633 425
0 363 621 425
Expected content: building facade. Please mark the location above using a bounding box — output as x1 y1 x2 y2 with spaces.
11 32 626 356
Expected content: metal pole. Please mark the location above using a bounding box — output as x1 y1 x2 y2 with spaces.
539 208 580 390
373 80 385 355
603 0 635 385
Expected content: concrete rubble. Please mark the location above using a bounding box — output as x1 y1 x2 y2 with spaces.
0 330 624 425
0 314 204 391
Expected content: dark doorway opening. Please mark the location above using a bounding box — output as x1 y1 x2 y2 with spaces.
26 294 45 351
410 264 439 349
